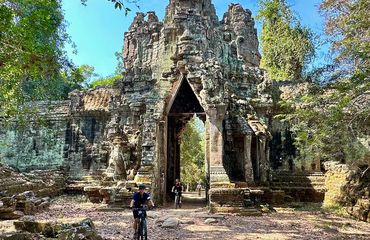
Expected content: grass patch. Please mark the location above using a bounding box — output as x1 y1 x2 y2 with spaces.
322 204 350 218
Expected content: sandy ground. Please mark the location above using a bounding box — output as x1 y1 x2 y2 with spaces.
1 194 369 240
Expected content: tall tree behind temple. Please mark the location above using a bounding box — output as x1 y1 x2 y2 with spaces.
0 0 75 121
320 0 370 79
319 0 370 132
257 0 315 80
278 0 370 165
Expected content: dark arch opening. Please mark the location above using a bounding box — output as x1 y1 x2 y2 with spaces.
166 78 205 200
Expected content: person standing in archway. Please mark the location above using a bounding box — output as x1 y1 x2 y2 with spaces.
196 180 202 196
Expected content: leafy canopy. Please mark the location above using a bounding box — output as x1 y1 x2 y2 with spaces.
0 0 75 120
279 0 370 166
81 0 139 15
257 0 315 80
89 74 121 88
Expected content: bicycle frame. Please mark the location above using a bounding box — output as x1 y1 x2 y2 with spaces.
135 205 148 240
174 191 181 209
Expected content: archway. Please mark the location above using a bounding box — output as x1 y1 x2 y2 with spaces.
166 78 206 201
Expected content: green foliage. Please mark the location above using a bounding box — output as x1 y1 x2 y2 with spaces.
257 0 315 80
57 64 98 97
320 0 370 75
81 0 139 15
280 83 369 166
180 116 205 190
0 0 72 119
89 74 121 88
277 0 370 167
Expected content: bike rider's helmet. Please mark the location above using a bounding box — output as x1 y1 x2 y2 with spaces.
138 184 146 190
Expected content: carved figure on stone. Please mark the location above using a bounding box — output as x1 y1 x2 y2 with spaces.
107 137 131 181
106 114 123 141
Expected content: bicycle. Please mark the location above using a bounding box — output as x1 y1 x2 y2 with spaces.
134 205 148 240
174 191 182 209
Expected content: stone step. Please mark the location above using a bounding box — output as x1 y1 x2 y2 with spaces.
210 206 262 216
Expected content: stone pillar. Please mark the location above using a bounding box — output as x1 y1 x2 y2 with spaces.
258 136 268 183
244 134 254 183
134 117 156 186
207 105 231 188
154 120 166 204
205 118 211 200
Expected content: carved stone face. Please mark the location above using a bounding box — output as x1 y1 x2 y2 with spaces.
112 137 123 146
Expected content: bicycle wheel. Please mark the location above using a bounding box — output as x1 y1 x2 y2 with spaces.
142 219 147 240
137 220 142 240
174 195 178 209
137 219 147 240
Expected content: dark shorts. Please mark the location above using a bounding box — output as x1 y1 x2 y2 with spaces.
133 209 146 219
175 192 182 197
132 209 140 218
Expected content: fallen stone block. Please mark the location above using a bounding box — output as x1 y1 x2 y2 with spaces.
0 210 24 220
161 217 179 228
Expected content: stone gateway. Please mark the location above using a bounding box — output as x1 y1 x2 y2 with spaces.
0 0 326 211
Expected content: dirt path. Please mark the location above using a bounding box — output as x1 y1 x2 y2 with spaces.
1 195 369 240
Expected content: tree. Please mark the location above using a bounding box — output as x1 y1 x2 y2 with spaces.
0 0 71 120
317 0 370 136
180 117 205 190
279 0 370 166
257 0 315 80
89 74 121 88
59 64 98 97
320 0 370 77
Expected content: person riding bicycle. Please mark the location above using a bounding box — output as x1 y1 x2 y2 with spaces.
130 184 154 238
171 178 183 204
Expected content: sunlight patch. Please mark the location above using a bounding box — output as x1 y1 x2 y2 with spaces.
184 224 231 232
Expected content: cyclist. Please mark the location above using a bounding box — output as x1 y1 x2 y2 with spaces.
171 178 183 205
130 184 154 238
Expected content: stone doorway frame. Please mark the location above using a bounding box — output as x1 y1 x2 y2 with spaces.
158 76 210 204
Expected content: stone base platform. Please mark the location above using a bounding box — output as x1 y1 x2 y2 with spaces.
96 204 127 212
209 187 262 216
210 206 262 216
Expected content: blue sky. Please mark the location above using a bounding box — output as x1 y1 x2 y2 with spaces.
62 0 325 79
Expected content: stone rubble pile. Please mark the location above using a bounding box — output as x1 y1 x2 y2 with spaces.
0 218 103 240
0 163 65 197
0 163 65 219
0 191 51 220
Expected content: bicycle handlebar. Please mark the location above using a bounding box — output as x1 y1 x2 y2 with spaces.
132 205 148 211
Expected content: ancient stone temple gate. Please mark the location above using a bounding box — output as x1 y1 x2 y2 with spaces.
95 0 274 208
2 0 326 211
62 0 273 209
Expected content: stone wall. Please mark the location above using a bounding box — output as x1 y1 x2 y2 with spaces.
270 171 325 203
0 101 68 171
